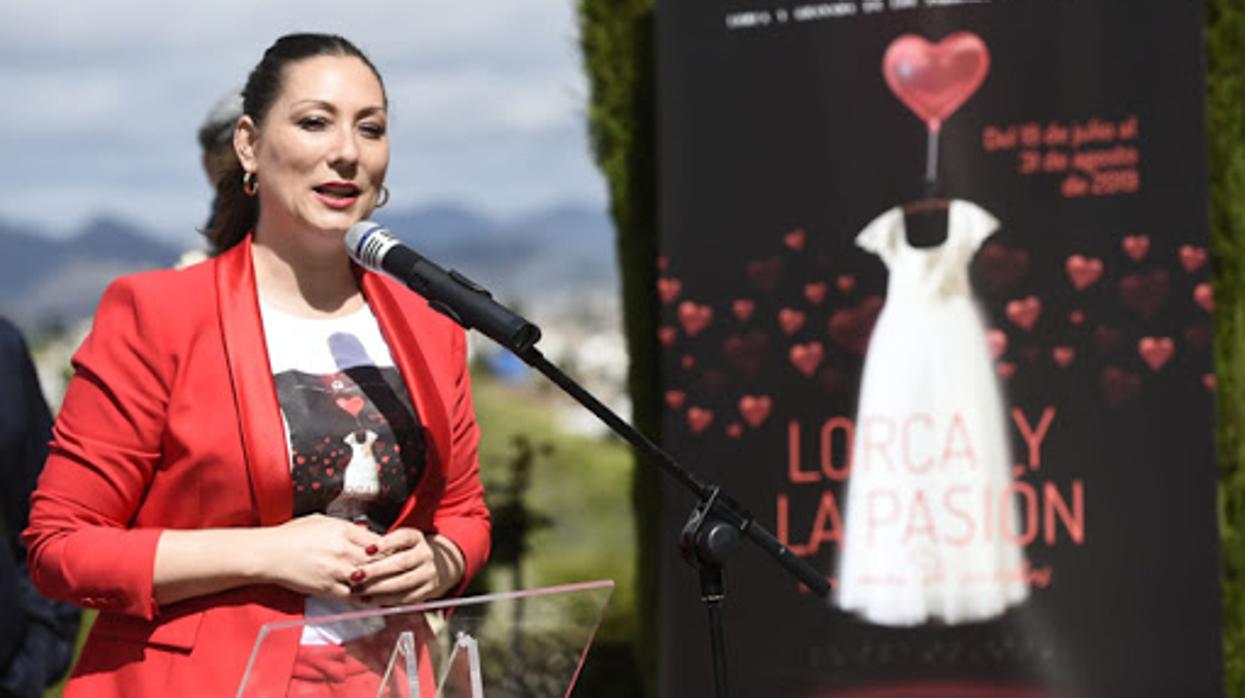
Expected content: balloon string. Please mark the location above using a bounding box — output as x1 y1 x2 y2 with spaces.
925 128 940 186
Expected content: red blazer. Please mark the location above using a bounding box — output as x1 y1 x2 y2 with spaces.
24 239 491 696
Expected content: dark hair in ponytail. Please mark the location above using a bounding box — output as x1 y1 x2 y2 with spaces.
202 33 386 255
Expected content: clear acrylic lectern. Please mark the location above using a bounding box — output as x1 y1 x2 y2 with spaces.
236 580 613 698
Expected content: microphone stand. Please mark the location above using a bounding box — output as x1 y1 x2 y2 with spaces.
513 344 832 698
379 258 832 697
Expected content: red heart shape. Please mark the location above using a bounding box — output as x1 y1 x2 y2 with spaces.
784 228 806 252
664 390 686 410
747 257 783 294
732 299 755 321
657 277 682 304
1052 346 1076 368
1204 374 1217 392
1068 310 1086 326
1102 366 1141 405
778 308 806 336
828 296 884 355
803 282 828 305
681 354 696 370
985 329 1008 359
658 326 677 347
1119 270 1169 319
677 301 714 337
1138 336 1174 371
1005 296 1042 332
1065 255 1103 291
656 256 669 272
1194 283 1214 312
1122 235 1150 262
1094 325 1123 354
883 32 990 131
789 341 825 377
725 422 744 440
1179 245 1207 273
686 407 714 434
738 395 773 428
977 243 1029 291
722 331 769 376
996 362 1016 380
835 275 857 294
336 396 365 418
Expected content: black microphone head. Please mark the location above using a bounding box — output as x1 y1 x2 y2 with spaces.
345 221 399 269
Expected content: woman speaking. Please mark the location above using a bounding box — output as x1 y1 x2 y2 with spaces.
24 33 491 696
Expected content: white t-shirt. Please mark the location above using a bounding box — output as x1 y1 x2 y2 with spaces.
259 299 428 644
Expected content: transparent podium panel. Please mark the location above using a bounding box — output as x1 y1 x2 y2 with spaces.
237 580 613 698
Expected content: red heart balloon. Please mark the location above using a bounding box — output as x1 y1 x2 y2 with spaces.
335 396 365 418
883 32 990 132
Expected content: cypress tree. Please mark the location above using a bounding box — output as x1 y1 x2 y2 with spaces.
1207 0 1245 693
578 1 660 695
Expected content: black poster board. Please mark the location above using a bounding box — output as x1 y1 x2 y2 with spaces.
655 2 1224 696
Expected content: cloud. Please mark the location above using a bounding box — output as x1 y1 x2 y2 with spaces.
0 0 605 240
386 66 585 136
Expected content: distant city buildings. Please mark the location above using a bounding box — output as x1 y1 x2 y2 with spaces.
470 287 629 437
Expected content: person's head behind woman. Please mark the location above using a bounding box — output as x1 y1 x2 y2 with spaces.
205 33 389 256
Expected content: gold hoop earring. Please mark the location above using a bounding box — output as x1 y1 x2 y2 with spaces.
242 171 258 196
375 185 390 209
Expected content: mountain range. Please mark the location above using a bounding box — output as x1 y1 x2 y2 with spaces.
0 204 617 336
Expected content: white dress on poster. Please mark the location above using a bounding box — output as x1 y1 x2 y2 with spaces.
835 199 1028 626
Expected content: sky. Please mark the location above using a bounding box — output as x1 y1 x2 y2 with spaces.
0 1 608 245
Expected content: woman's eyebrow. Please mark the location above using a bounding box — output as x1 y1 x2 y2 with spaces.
289 99 386 118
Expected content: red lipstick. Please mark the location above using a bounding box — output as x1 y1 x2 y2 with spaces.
313 180 361 209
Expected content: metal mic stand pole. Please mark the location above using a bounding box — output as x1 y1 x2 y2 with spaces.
514 346 832 697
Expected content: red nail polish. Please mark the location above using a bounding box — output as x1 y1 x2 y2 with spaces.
350 569 366 583
365 544 379 556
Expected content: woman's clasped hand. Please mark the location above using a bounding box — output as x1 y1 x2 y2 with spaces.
253 516 465 605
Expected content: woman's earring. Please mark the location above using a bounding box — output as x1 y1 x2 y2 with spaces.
375 185 390 209
242 171 258 196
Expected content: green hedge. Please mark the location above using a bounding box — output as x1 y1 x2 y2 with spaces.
580 1 1245 694
578 2 660 696
1208 0 1245 694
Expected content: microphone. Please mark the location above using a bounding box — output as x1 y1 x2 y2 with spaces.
346 221 542 354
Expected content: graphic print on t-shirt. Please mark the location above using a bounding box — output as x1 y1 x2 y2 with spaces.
274 363 426 531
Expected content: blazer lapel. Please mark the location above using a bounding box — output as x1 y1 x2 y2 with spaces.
360 271 452 528
215 239 292 526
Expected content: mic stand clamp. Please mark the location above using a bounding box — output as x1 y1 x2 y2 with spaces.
680 486 740 698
